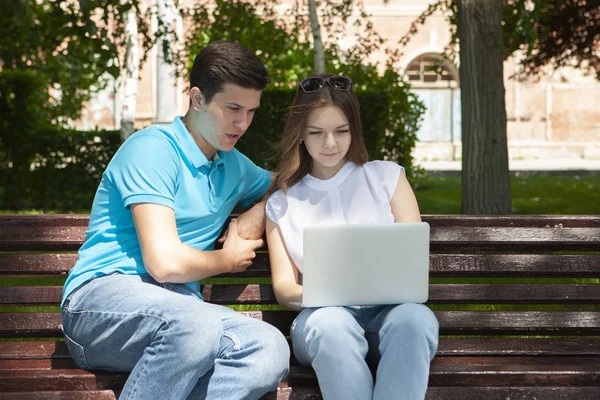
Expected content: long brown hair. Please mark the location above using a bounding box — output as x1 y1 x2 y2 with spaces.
276 73 368 191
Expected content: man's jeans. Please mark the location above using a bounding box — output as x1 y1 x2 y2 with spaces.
61 274 290 400
291 303 439 400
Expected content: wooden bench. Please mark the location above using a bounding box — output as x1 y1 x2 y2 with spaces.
1 214 599 399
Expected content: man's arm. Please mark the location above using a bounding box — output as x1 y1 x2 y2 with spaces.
221 171 278 241
132 203 263 282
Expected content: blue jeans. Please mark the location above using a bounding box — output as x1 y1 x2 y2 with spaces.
291 303 439 400
61 274 290 400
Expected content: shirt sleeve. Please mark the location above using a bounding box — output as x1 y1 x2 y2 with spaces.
265 190 284 224
107 134 179 209
370 160 405 202
237 152 273 208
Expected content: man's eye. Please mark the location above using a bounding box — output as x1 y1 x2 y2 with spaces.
228 106 239 111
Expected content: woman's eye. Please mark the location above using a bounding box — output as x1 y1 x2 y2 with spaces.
228 106 239 111
308 131 321 135
336 129 349 134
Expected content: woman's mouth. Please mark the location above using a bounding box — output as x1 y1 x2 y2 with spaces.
322 153 338 158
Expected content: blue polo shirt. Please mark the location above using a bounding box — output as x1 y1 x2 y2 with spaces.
62 116 272 305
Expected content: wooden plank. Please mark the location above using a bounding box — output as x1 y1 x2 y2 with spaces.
278 387 600 400
1 363 599 393
2 215 599 252
429 227 600 252
2 253 600 279
0 392 117 400
200 283 600 305
425 387 600 400
0 254 77 277
428 254 600 278
0 369 127 392
5 355 600 372
423 214 600 228
1 311 598 338
0 253 270 278
1 214 597 230
3 338 600 361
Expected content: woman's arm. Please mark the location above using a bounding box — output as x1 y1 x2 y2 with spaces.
266 217 304 310
390 171 422 222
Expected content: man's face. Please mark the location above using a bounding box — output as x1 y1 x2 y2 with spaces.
193 83 262 157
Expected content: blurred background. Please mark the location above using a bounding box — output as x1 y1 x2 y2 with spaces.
1 0 598 213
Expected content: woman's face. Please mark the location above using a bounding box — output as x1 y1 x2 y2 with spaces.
302 105 351 179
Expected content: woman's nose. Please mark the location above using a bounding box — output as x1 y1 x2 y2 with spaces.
324 133 336 148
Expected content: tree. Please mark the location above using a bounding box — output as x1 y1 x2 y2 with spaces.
0 0 176 200
308 0 326 73
399 0 599 213
457 0 511 214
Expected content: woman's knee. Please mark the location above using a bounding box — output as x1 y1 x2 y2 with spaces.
291 307 366 364
385 303 439 338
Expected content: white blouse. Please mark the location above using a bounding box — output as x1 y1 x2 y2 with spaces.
266 160 404 272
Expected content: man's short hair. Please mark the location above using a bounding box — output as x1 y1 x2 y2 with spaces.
189 40 269 104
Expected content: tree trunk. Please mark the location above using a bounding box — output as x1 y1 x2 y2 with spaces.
308 0 326 74
120 4 139 141
154 0 179 125
457 0 511 214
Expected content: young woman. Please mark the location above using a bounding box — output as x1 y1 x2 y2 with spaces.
265 73 439 400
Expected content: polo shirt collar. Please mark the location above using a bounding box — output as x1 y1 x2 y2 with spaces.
171 116 225 169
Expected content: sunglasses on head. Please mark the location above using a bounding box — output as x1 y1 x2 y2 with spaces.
299 76 353 93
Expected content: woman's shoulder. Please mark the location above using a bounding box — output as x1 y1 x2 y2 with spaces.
361 160 405 176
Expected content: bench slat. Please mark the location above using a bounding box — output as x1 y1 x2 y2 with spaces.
425 387 600 400
2 387 600 400
0 253 600 278
3 253 599 278
1 362 599 393
2 220 599 252
1 311 598 338
0 391 117 400
2 214 598 229
3 283 600 306
2 338 599 361
5 356 600 371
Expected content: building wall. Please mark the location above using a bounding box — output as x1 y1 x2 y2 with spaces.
76 0 600 159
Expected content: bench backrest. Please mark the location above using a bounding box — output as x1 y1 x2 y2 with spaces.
1 214 599 340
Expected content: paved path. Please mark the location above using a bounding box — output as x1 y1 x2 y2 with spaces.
419 158 600 172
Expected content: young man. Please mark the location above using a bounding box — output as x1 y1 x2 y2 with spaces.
61 40 289 400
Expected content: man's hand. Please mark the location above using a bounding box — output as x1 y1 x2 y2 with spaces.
218 200 267 243
222 219 264 273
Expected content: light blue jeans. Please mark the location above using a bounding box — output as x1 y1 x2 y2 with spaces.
291 303 439 400
61 274 290 400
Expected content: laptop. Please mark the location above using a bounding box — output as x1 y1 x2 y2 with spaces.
292 222 430 308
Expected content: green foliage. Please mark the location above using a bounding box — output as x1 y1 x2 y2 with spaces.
0 87 415 212
399 0 600 79
183 0 424 177
0 0 171 125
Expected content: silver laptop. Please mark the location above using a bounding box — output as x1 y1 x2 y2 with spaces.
295 222 430 307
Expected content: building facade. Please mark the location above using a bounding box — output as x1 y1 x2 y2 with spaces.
77 0 600 161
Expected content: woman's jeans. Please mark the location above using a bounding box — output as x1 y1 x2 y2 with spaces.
61 274 290 400
291 303 439 400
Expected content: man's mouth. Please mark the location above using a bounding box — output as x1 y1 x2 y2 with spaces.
226 134 241 143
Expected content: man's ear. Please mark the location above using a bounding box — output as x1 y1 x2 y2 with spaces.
190 87 204 111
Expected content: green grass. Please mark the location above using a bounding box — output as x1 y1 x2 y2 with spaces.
413 174 600 214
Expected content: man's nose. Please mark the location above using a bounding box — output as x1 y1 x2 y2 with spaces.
234 114 250 131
